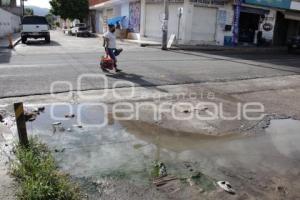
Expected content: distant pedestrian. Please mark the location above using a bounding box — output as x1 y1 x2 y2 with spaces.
102 24 123 73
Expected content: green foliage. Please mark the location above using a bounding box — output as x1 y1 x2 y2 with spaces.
150 162 160 178
45 13 55 27
190 172 216 191
24 8 34 16
55 22 60 28
12 138 80 200
50 0 89 20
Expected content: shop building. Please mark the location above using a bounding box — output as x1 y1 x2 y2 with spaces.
89 0 141 39
237 0 300 46
141 0 234 46
89 0 235 45
88 0 300 46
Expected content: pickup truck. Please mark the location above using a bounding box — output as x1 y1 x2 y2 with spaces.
21 16 50 44
71 23 90 37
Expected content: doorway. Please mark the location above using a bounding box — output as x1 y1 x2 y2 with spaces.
239 12 260 43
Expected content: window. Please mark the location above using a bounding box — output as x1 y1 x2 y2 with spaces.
22 16 48 25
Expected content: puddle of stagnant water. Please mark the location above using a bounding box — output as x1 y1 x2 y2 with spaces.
26 104 300 186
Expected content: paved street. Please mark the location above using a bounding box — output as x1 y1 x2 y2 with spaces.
0 30 300 98
1 30 300 199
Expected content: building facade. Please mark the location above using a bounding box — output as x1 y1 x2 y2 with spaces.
0 0 22 16
0 0 21 38
237 0 300 45
89 0 300 46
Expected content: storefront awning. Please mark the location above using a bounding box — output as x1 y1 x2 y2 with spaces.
285 11 300 21
107 16 126 25
240 6 269 15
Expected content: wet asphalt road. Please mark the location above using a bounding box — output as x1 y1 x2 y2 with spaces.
0 30 300 98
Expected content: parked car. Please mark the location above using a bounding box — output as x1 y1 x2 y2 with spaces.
287 36 300 53
21 16 50 44
71 23 90 37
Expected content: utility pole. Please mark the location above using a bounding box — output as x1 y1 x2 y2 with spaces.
21 0 27 17
162 0 169 50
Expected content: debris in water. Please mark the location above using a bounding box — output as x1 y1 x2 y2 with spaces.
217 181 235 195
52 122 65 133
24 112 37 122
67 128 72 132
153 175 177 187
158 162 167 177
54 148 66 153
58 126 65 132
190 172 216 192
74 124 83 128
52 122 62 126
0 114 3 122
65 114 75 118
38 106 45 112
151 162 167 178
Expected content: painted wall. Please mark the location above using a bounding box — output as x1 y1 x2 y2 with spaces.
290 1 300 11
215 5 234 46
121 2 129 28
128 1 141 33
0 7 20 38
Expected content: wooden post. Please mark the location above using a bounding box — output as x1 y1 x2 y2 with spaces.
14 103 29 147
8 33 13 49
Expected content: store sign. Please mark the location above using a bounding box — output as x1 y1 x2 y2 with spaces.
244 0 291 9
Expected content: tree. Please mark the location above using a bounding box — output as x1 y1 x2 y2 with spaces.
45 13 55 27
50 0 89 21
25 8 34 16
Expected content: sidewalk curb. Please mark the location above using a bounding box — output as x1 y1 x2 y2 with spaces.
12 37 21 48
170 45 287 53
0 37 21 49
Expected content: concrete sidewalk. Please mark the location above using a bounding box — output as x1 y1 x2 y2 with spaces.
119 37 287 54
171 44 288 53
0 33 21 48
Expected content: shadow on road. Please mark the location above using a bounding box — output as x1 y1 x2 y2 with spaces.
0 48 12 64
170 49 300 74
106 72 168 93
25 40 61 46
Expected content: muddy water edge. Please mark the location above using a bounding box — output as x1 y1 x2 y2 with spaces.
2 104 300 199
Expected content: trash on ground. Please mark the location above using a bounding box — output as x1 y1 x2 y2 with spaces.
217 181 235 194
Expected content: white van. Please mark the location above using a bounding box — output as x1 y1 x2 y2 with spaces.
21 16 50 43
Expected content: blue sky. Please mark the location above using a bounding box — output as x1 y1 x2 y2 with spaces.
24 0 51 8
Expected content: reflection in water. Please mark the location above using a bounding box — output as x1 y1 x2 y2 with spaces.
28 105 300 185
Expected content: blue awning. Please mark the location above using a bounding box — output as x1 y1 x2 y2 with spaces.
107 16 126 25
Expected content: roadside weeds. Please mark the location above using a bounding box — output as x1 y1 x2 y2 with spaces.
11 137 80 200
